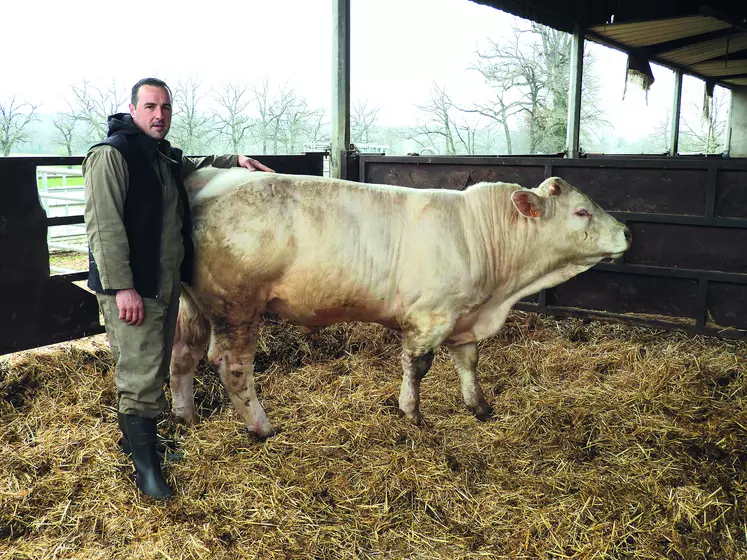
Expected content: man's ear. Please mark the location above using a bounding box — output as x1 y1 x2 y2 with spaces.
511 190 546 218
128 103 136 118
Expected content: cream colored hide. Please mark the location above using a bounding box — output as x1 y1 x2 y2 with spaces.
170 169 631 437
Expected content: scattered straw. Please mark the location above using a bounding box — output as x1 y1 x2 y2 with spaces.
1 312 746 559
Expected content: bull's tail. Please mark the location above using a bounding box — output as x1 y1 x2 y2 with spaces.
174 286 210 349
170 286 211 425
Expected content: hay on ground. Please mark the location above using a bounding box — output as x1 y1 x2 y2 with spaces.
1 311 746 559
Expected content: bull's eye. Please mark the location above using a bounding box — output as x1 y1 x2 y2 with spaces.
575 209 591 218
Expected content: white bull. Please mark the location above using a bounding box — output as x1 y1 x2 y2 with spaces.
169 170 631 437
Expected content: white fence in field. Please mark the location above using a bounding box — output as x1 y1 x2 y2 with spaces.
37 167 88 273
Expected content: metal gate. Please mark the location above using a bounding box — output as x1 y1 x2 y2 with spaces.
0 153 325 355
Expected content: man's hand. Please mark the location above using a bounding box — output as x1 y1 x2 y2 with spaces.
116 288 144 326
238 155 276 173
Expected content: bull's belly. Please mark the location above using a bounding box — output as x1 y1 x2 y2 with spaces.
265 296 400 330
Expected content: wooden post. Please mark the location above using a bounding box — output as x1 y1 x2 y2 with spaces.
566 24 583 159
331 0 351 179
669 71 682 156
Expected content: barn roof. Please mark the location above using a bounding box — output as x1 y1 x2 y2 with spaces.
470 1 747 87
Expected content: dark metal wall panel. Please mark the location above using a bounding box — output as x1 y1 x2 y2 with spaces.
708 283 747 330
547 270 699 319
716 171 747 219
553 167 709 214
626 222 747 272
358 155 747 338
363 161 547 191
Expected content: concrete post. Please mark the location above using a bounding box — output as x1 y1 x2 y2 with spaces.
669 71 682 156
331 0 351 179
566 24 584 158
728 86 747 157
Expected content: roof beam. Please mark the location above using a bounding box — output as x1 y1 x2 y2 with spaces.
585 28 736 88
699 6 747 33
647 27 738 54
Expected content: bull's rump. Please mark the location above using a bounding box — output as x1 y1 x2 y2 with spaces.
189 172 468 327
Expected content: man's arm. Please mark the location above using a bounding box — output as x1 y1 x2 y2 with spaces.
84 146 133 291
180 154 276 179
83 146 143 326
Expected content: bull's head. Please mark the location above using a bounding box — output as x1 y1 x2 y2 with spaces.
511 177 632 266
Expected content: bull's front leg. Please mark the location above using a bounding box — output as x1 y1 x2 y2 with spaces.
398 312 456 425
217 359 274 439
446 342 493 421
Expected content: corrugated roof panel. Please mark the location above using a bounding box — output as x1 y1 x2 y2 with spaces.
590 16 731 47
691 59 747 76
659 33 747 65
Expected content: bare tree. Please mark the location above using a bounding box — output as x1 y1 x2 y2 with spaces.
647 109 672 154
476 124 502 154
52 111 80 156
212 82 254 153
464 79 522 154
0 97 39 156
70 79 128 143
472 19 606 154
252 78 305 154
410 84 480 155
170 77 213 155
679 89 729 154
278 98 325 154
306 109 330 147
351 99 380 144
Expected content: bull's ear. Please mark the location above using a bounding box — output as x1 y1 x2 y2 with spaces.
511 190 546 218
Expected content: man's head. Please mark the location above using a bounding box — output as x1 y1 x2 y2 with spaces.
129 78 172 140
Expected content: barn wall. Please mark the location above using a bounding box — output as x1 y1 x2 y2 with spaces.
358 155 747 338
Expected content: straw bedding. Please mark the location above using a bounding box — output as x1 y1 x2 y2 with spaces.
1 311 746 559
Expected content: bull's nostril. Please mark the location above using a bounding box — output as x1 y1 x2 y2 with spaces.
624 228 632 242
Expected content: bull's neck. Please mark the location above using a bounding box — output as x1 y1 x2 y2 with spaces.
463 184 580 302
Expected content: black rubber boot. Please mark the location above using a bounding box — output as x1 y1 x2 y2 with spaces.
118 426 184 464
118 413 174 500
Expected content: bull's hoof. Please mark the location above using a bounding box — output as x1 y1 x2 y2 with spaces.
172 410 197 426
404 411 423 426
470 403 494 422
252 425 277 441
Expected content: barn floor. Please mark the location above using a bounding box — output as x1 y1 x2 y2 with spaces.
1 312 746 559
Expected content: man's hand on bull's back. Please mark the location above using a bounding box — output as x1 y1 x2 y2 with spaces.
116 288 144 326
238 155 276 173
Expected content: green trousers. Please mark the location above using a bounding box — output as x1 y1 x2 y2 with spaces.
97 277 181 418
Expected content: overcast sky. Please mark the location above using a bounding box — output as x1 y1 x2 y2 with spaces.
4 0 723 144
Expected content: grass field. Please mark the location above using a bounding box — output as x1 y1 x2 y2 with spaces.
38 177 84 188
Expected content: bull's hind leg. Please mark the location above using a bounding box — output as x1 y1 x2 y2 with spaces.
446 342 493 421
399 350 434 426
170 289 210 425
209 313 275 439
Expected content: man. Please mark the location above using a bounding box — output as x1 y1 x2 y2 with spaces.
83 77 274 500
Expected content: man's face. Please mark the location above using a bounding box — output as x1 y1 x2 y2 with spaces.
129 85 172 140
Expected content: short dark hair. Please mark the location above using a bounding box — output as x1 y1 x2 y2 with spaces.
131 78 172 106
